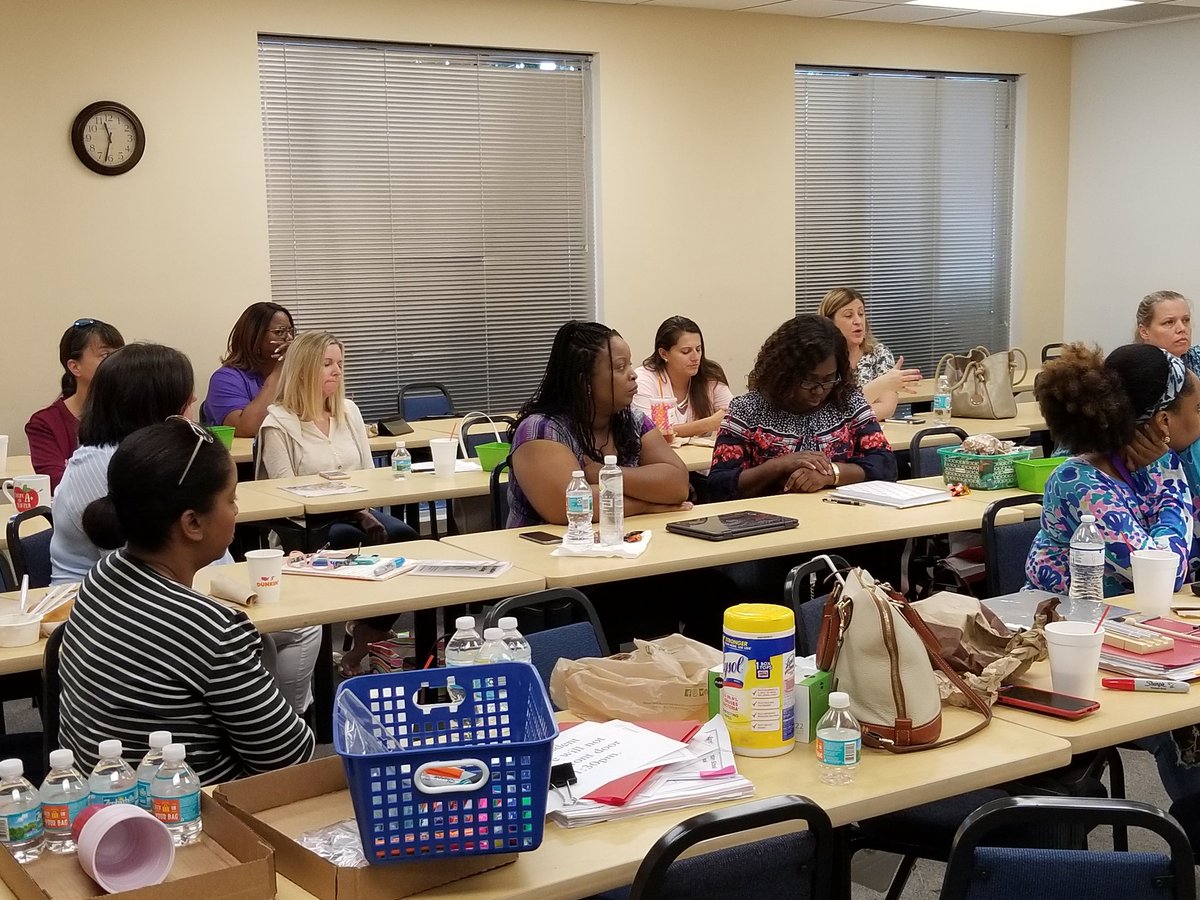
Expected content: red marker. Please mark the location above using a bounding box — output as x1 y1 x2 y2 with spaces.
1101 678 1190 694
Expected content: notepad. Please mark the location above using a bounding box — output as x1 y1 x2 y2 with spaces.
831 481 952 509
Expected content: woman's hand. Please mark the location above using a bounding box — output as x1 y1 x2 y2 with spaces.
696 408 728 433
356 510 387 544
875 356 923 395
1122 420 1170 472
784 450 834 476
784 466 835 493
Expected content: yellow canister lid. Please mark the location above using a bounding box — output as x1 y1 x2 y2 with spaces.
723 603 795 634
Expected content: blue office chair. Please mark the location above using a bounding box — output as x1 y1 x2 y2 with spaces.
490 459 511 531
7 507 53 589
397 382 456 421
1040 343 1065 364
597 795 835 900
909 426 969 479
783 555 850 656
483 588 609 703
940 796 1194 899
981 494 1042 598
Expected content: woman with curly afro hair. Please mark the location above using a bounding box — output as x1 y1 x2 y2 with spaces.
1026 342 1200 598
708 315 896 501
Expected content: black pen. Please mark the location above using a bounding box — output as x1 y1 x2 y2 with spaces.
823 497 862 507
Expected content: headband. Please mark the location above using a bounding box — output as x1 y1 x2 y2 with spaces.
1142 350 1188 421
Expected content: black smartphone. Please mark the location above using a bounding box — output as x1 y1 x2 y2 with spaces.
997 685 1100 719
884 416 926 424
519 531 562 545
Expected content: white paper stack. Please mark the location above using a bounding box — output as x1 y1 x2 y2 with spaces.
832 482 951 509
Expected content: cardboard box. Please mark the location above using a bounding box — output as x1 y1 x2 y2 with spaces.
214 755 515 900
795 669 832 743
0 794 275 900
707 664 721 720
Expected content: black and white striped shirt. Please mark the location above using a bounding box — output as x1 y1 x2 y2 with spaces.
60 550 315 784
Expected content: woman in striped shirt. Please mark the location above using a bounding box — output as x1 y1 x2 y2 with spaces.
59 418 314 783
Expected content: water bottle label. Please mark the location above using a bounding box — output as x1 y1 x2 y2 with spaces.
43 796 88 831
393 459 411 474
91 786 138 806
1070 547 1103 567
0 808 43 843
566 495 591 515
137 778 152 810
933 395 951 412
816 736 860 766
153 791 201 825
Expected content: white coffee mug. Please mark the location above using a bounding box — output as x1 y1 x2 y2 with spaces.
2 474 52 513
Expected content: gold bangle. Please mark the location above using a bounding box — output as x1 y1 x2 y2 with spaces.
831 462 841 486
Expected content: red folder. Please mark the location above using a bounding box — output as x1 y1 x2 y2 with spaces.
560 720 703 806
1104 618 1200 669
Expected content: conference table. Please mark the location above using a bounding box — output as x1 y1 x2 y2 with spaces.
880 407 1048 451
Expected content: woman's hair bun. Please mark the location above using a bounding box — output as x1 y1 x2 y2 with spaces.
81 494 125 551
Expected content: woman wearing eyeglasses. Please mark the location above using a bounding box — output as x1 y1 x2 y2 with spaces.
25 318 125 490
708 315 896 502
202 302 296 438
58 418 315 783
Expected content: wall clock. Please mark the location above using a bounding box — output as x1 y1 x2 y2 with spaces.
71 101 145 175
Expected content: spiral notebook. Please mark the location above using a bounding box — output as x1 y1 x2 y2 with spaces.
831 482 951 509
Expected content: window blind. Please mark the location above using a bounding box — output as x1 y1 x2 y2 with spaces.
794 67 1016 375
259 36 594 418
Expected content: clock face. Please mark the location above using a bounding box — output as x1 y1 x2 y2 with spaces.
72 102 145 175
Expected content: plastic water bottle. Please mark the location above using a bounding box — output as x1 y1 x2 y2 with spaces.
0 759 44 862
40 749 89 854
932 374 952 424
476 628 514 664
150 744 202 846
598 455 624 548
136 731 172 811
391 441 411 480
88 740 138 806
815 692 861 785
564 470 594 550
498 617 532 663
444 616 484 667
1069 514 1105 601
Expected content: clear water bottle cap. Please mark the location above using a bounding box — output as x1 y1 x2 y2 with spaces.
98 740 122 758
498 617 518 630
604 455 617 466
0 759 22 778
396 441 405 449
829 691 850 709
483 627 504 641
571 470 584 478
148 731 172 750
455 616 476 631
162 743 186 763
1081 514 1096 523
48 749 75 770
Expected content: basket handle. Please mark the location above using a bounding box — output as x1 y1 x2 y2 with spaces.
414 758 491 794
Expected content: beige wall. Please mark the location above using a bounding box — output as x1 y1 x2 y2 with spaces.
0 0 1071 452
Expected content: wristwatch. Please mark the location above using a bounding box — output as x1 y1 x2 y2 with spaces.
831 462 841 486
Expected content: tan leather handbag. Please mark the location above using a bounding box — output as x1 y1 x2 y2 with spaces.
815 565 991 752
935 346 1029 420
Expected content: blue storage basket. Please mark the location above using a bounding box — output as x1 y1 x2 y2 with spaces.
334 663 558 864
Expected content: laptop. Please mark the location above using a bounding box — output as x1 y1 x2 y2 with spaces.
666 510 799 542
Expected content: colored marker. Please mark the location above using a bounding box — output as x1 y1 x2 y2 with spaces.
1101 678 1190 694
823 497 863 507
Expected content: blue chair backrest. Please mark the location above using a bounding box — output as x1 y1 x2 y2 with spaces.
958 848 1175 900
988 519 1042 597
405 394 451 420
490 461 511 530
21 531 53 589
527 622 603 708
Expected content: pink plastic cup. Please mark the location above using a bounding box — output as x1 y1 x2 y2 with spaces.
72 803 175 892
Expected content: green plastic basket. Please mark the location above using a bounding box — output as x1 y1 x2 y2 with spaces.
938 445 1032 490
1014 456 1068 494
207 425 235 450
475 441 511 472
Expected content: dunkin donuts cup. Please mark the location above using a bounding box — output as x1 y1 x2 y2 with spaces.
430 437 458 478
73 803 175 893
1130 549 1178 617
1044 621 1104 699
245 548 284 603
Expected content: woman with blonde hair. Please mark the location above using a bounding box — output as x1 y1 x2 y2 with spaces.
257 331 416 673
818 287 921 420
1135 290 1200 374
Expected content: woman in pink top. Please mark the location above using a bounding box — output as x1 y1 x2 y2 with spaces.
25 318 125 489
633 316 734 440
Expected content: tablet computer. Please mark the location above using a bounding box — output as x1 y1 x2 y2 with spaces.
666 510 799 542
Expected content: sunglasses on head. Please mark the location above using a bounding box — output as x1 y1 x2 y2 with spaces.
72 318 101 329
167 416 215 486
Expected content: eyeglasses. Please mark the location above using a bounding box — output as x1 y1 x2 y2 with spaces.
267 326 296 339
799 375 842 392
167 415 214 486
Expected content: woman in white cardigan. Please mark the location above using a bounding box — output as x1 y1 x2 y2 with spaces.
257 330 416 672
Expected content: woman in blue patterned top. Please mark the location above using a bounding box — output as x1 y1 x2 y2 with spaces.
1026 342 1200 596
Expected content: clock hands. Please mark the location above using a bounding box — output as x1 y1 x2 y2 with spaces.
102 120 113 163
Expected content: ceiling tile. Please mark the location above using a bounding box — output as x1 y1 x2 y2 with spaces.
997 15 1136 30
1164 0 1200 7
833 5 976 22
914 10 1050 26
639 0 764 8
746 0 890 15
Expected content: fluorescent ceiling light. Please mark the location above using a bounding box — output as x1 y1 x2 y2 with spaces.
906 0 1139 15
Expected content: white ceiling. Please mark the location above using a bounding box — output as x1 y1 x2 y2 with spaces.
572 0 1200 34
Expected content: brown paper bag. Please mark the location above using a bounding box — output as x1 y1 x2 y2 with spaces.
549 633 721 721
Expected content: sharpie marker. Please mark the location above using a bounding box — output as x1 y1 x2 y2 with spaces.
1101 677 1190 694
823 497 863 507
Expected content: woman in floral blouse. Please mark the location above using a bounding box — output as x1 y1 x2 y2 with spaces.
818 287 920 420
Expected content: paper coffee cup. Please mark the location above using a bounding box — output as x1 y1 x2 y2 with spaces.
245 549 284 603
74 804 175 893
1044 621 1104 699
430 437 458 478
2 474 51 513
1131 548 1178 617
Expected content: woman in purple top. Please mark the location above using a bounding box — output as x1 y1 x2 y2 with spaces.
25 319 125 489
202 302 295 437
508 321 692 528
